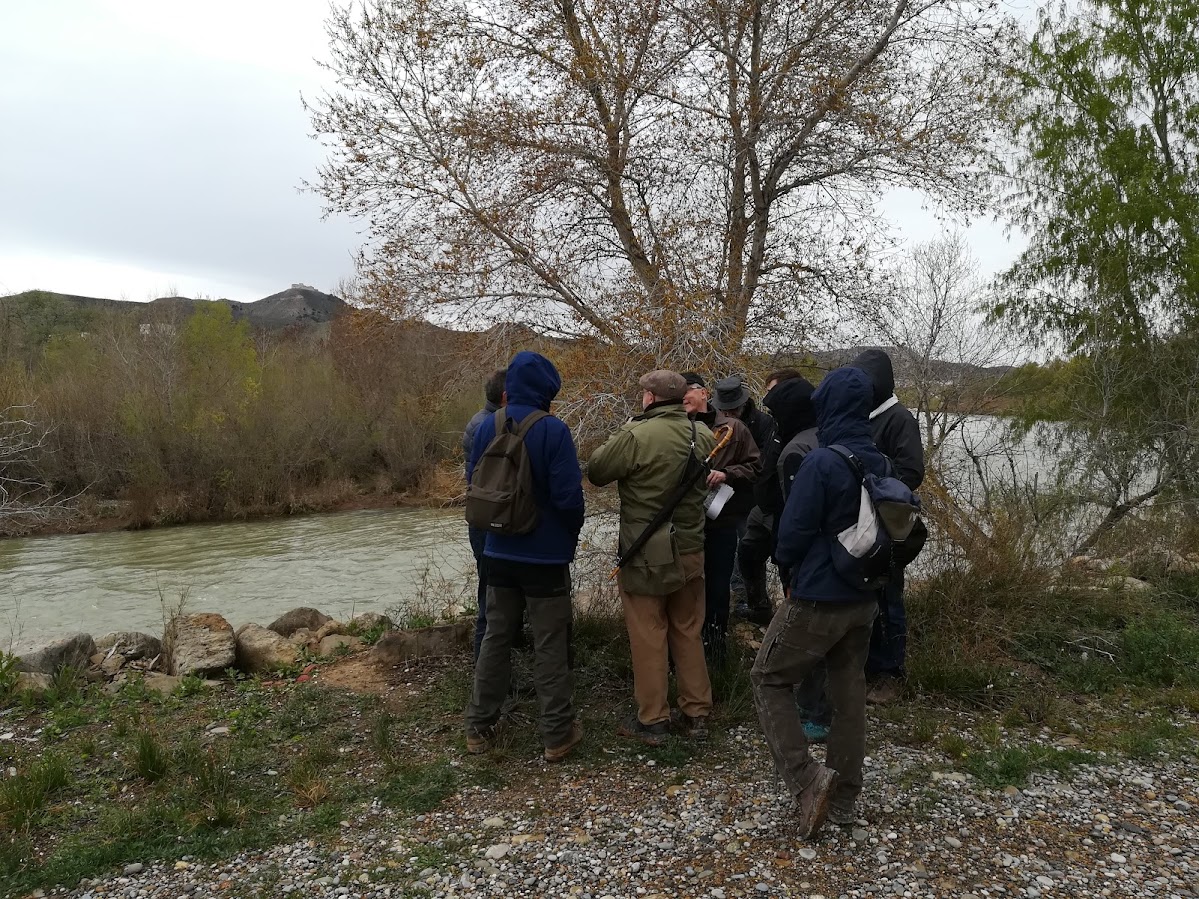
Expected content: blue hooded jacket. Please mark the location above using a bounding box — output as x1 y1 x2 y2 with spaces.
467 352 585 565
775 367 891 603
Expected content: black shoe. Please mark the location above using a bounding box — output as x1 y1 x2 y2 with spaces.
617 715 670 747
670 709 709 741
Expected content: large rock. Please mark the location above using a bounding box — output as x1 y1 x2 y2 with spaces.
17 633 97 674
267 607 331 638
95 631 162 661
371 621 472 666
235 623 299 674
163 613 236 676
317 634 364 657
14 671 52 696
349 612 392 635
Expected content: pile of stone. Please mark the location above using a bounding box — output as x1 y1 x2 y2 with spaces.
11 606 472 699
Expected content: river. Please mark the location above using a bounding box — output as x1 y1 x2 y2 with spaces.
0 508 474 654
1 416 1093 656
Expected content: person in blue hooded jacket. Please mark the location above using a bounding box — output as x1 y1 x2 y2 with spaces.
750 367 885 839
464 351 586 763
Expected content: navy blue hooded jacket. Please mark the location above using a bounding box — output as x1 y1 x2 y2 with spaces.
775 367 890 603
467 352 585 565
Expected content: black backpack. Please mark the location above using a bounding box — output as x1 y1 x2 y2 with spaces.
464 408 549 535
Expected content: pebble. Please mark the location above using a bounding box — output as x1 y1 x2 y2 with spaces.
16 715 1194 899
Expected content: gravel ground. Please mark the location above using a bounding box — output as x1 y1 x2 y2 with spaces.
35 718 1199 899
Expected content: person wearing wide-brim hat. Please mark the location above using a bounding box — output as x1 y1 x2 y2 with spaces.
711 375 775 458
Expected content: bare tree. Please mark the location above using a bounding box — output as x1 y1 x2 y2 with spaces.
308 0 1008 364
0 405 67 536
873 234 1018 456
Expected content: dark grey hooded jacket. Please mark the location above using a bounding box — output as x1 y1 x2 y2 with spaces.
851 349 925 491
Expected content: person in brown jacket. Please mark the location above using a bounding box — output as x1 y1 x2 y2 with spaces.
681 373 761 664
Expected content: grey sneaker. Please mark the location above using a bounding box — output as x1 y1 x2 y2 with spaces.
796 765 838 839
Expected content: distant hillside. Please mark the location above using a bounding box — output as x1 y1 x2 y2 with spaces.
810 346 1013 387
0 284 349 332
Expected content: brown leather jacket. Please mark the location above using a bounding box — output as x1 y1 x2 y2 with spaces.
697 409 761 526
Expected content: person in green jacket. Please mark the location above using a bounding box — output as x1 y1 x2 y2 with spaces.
587 370 717 745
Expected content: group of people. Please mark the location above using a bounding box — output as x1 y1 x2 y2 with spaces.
460 348 924 837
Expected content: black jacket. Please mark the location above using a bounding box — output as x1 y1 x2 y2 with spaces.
851 349 925 490
741 397 776 458
754 377 817 515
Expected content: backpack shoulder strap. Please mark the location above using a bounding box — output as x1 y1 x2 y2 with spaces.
828 444 866 483
493 406 509 435
514 409 550 438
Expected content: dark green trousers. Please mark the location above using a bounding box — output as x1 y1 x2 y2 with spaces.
465 558 575 748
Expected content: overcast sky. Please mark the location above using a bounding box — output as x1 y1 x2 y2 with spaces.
0 0 1023 304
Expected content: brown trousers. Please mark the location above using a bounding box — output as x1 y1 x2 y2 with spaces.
619 552 713 725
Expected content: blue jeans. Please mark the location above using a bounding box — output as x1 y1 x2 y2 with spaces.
866 573 907 678
703 526 740 661
469 527 488 661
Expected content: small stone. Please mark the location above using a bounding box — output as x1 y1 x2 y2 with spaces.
1110 853 1127 864
799 847 817 861
945 836 963 849
1037 876 1054 887
755 884 770 893
123 863 144 875
710 890 726 899
483 816 505 828
853 828 870 842
485 843 510 860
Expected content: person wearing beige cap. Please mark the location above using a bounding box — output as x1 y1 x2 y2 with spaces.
587 370 717 745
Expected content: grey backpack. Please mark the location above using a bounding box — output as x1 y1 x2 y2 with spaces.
464 408 549 535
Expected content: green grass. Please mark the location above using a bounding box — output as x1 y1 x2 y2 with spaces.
961 744 1095 788
130 729 171 782
377 759 461 813
0 755 70 831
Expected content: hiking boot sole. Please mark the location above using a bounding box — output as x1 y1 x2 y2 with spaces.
797 766 838 839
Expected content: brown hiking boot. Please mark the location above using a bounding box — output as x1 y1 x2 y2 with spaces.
827 799 857 827
866 675 903 706
796 765 838 839
544 722 583 763
670 709 710 741
465 724 498 754
617 715 670 747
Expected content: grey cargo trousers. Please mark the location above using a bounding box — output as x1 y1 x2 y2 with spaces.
466 558 575 748
750 598 877 807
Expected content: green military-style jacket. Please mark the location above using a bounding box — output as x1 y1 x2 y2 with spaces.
587 402 717 559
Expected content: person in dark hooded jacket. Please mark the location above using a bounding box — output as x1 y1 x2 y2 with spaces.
851 349 925 703
464 351 585 763
736 371 807 624
750 367 885 839
463 368 508 660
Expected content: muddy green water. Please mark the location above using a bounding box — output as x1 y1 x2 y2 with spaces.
0 508 474 654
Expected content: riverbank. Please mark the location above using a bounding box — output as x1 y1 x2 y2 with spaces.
3 572 1198 898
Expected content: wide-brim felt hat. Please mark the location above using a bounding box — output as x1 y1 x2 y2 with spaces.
711 376 750 410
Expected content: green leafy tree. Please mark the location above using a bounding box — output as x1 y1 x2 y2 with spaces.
998 0 1199 347
998 0 1199 552
179 303 261 434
